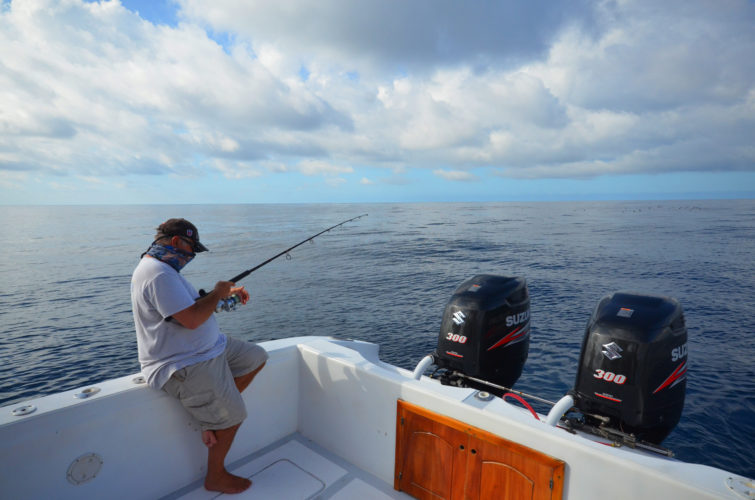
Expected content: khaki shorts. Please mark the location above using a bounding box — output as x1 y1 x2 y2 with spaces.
163 337 268 431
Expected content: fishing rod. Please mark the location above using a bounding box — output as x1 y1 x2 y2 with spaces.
209 214 368 311
229 213 368 283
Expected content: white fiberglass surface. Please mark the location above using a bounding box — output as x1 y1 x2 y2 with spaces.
165 434 411 500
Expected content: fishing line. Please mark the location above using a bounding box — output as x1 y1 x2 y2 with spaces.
200 214 368 311
228 214 368 284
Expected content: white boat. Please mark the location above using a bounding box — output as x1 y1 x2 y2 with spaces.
1 335 752 499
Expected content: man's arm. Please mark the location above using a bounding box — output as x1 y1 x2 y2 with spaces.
171 281 234 330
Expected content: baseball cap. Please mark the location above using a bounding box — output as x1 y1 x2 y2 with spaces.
156 218 209 252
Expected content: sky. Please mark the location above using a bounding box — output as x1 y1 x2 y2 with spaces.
0 0 753 205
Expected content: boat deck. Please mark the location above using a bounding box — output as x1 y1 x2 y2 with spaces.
3 337 748 500
161 433 412 500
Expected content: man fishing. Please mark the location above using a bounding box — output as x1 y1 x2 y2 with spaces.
131 218 267 494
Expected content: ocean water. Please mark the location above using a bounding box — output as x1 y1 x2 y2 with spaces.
1 201 753 478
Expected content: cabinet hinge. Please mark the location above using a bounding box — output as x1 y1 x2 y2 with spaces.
549 479 554 490
401 417 405 425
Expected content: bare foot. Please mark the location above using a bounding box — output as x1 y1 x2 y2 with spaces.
202 430 217 448
204 471 252 494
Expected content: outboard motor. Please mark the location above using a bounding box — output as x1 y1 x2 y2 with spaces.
434 275 530 394
572 292 687 444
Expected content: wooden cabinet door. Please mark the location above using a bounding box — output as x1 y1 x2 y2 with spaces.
465 433 564 500
395 400 564 500
395 401 468 500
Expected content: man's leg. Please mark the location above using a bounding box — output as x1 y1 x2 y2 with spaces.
204 423 251 494
203 361 266 448
202 340 267 492
234 362 266 393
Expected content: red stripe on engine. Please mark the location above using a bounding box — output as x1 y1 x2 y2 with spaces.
653 361 688 394
594 393 622 403
487 326 528 351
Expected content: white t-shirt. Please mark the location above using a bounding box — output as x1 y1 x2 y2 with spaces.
131 257 227 389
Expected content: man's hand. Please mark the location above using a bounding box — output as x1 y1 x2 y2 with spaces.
202 430 217 448
213 281 234 299
172 281 236 329
230 286 250 305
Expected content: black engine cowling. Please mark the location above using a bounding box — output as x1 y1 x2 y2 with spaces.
434 275 530 392
573 292 688 444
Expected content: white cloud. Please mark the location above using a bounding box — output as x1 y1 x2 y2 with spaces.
78 175 107 185
0 170 26 190
0 0 349 178
176 0 596 75
433 169 479 182
0 0 752 193
297 160 353 176
526 2 755 113
212 159 264 179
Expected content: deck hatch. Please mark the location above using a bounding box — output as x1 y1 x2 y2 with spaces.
67 453 103 485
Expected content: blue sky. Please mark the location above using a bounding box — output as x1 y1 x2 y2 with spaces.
1 0 753 204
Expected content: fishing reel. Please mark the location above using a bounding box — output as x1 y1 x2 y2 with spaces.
215 294 241 313
198 288 242 313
